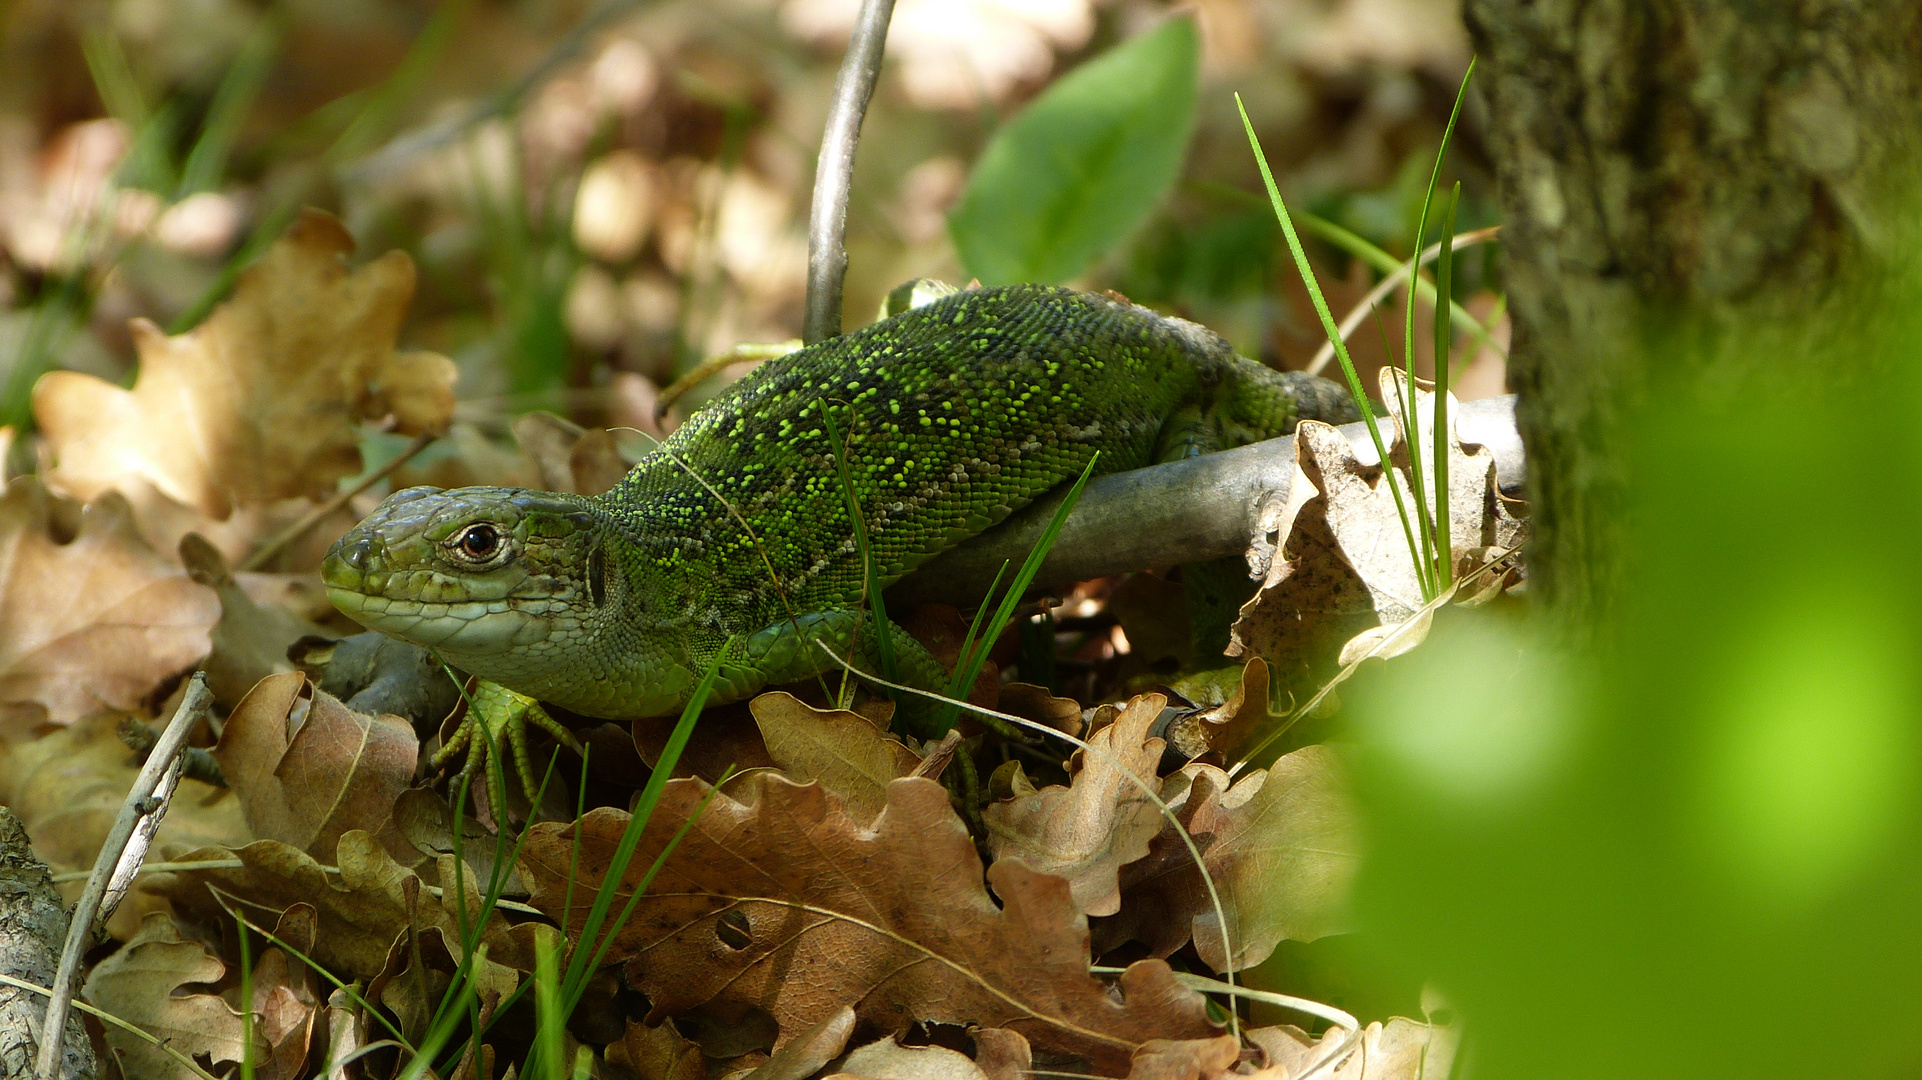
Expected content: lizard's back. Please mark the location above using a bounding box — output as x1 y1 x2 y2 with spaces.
601 284 1350 631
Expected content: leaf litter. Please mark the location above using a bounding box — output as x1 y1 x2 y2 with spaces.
2 209 1477 1079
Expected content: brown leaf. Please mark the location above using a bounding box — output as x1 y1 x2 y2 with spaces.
1098 748 1357 972
1232 373 1524 699
0 478 219 727
518 772 1217 1070
833 1035 988 1080
609 1019 706 1080
1242 1019 1457 1080
81 912 262 1080
997 682 1085 737
970 1029 1032 1080
179 532 326 708
1164 658 1279 763
213 671 419 862
750 691 921 823
983 694 1166 917
1124 1034 1240 1080
34 208 456 518
747 1006 855 1080
0 712 248 893
250 906 322 1080
147 831 528 980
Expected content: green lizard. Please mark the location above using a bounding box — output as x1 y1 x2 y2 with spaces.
322 283 1356 792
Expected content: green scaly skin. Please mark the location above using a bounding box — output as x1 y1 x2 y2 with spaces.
322 284 1356 744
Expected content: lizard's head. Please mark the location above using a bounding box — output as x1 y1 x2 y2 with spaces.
322 486 613 659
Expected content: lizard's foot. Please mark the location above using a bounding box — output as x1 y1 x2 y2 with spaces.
433 680 585 805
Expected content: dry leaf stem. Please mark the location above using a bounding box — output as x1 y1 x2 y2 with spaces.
238 431 434 572
37 672 213 1080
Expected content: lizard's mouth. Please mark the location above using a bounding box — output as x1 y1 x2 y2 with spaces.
324 582 545 654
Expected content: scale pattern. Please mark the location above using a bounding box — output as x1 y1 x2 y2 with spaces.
601 284 1330 646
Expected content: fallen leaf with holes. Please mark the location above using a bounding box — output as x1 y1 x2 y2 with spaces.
1096 747 1357 972
212 671 418 863
983 694 1165 917
751 691 921 823
34 208 456 518
1234 373 1524 677
518 772 1217 1070
146 830 528 980
0 479 219 729
81 912 263 1080
1239 1018 1457 1080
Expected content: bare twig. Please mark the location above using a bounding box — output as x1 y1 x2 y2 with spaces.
803 0 898 344
239 432 434 571
1305 226 1502 376
37 673 214 1080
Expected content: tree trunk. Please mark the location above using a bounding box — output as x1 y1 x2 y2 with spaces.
1463 0 1922 626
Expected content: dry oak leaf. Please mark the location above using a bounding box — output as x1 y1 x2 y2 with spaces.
81 912 264 1080
518 772 1217 1071
1124 1034 1241 1080
1240 1019 1457 1080
751 691 922 823
34 207 456 518
1096 747 1357 973
609 1018 707 1080
0 478 219 727
833 1034 989 1080
213 670 419 863
983 693 1167 917
1235 371 1522 664
146 830 529 980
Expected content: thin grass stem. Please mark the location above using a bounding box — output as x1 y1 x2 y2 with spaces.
1238 93 1425 600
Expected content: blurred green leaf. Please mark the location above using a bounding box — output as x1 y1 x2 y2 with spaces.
950 18 1198 285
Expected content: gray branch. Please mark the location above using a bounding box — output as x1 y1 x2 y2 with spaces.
803 0 898 344
890 395 1525 607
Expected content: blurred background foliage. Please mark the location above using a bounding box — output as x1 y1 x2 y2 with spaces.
0 0 1501 459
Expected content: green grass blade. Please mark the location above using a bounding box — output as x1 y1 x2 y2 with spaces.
558 652 726 999
177 17 281 196
1300 213 1495 348
937 453 1100 730
1432 183 1461 589
1235 94 1426 597
820 402 897 682
535 928 565 1080
1401 57 1475 596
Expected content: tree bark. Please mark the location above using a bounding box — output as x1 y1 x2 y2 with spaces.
1463 0 1922 626
0 809 94 1080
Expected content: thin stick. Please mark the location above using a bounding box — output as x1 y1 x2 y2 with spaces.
803 0 897 344
37 673 214 1080
1305 226 1501 377
239 432 433 571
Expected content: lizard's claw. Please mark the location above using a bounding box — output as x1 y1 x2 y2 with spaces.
433 681 584 806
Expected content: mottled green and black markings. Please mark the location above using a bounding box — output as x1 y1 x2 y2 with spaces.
324 283 1356 729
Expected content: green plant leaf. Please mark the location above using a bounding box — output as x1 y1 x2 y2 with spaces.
950 17 1198 285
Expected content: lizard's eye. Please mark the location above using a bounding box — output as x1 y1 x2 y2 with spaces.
451 523 504 563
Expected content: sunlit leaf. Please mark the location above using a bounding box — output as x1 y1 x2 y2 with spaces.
950 18 1198 285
